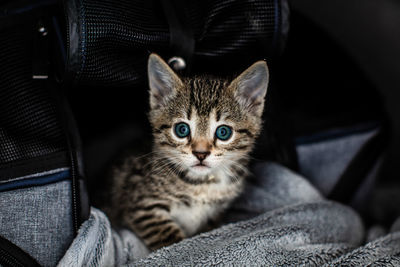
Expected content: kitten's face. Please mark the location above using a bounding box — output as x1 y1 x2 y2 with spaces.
161 103 252 179
147 54 269 182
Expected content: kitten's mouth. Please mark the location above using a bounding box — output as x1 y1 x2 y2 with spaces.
189 161 212 175
192 162 210 169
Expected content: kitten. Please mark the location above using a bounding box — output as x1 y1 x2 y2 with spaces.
107 53 269 250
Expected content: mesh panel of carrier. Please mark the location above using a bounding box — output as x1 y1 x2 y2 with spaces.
0 21 66 177
65 0 288 86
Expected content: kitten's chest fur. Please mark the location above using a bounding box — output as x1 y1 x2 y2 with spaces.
170 199 219 236
111 155 244 238
170 171 243 236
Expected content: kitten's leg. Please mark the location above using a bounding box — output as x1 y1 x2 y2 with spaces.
123 209 185 250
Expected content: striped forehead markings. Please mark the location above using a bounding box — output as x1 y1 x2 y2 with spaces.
216 109 222 122
187 78 225 116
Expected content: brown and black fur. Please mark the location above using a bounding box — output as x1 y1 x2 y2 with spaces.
105 54 269 250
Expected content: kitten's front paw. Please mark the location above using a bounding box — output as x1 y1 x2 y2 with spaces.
144 222 185 251
125 212 186 251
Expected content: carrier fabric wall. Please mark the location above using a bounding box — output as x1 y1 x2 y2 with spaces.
0 1 88 265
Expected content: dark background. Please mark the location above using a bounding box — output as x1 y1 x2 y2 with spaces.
289 0 400 183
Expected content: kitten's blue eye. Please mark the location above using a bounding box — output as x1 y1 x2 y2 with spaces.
215 125 232 141
174 122 190 138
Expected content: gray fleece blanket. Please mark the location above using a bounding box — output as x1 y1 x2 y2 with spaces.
58 162 400 266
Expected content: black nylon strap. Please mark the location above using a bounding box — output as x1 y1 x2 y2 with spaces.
0 235 41 267
160 0 195 71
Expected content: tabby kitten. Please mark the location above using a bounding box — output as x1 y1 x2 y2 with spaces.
108 54 269 250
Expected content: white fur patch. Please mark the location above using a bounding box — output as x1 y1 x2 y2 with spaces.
170 169 241 237
170 201 218 236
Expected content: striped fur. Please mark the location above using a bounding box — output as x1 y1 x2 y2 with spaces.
106 54 269 250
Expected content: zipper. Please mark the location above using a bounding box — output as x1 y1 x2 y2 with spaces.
62 0 80 234
69 145 80 234
64 0 70 75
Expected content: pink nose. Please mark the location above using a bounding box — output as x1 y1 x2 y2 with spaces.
192 151 210 161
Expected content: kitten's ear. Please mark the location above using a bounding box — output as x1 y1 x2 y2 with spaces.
148 53 182 109
231 61 269 117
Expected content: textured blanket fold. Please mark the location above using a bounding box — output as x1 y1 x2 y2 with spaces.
58 162 400 266
133 201 363 266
